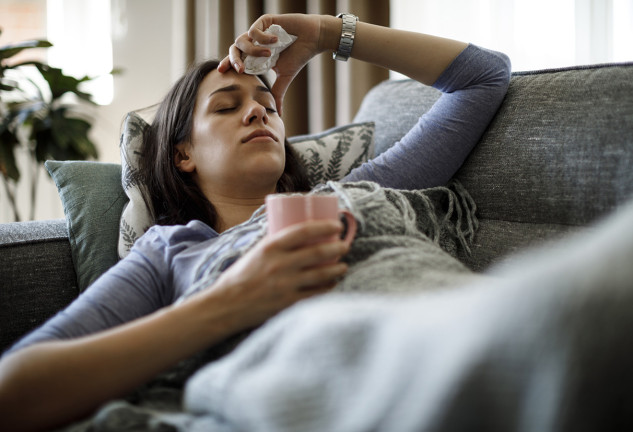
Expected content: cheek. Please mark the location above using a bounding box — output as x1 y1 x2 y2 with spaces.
272 118 285 143
190 120 226 158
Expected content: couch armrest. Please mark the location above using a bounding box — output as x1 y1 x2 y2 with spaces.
0 219 79 353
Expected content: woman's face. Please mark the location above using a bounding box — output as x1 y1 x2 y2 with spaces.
180 69 286 200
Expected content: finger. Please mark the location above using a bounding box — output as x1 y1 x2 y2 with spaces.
248 26 278 45
234 38 273 58
268 220 344 250
286 240 350 271
247 15 278 44
228 44 244 73
218 56 232 73
296 262 348 291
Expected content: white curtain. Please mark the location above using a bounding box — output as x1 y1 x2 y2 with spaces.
390 0 632 73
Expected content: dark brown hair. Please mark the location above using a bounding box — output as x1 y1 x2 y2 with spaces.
139 59 310 228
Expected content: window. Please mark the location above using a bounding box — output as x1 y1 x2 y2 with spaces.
46 0 113 104
391 0 633 74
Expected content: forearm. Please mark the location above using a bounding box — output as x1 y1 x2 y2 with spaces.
0 220 349 431
344 44 511 189
0 290 240 432
320 15 468 85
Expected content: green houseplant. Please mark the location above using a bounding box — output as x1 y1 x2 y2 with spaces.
0 29 99 221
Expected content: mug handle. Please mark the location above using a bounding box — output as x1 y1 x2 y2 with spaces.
338 210 357 247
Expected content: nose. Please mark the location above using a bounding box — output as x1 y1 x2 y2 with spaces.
243 100 268 125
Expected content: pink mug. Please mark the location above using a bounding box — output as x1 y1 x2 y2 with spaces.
266 193 357 246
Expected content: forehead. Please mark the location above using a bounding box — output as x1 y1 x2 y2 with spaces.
198 69 269 98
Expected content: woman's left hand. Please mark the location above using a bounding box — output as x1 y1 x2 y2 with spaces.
218 14 333 115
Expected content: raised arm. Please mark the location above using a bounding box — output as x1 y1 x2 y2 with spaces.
219 14 468 114
344 44 511 189
220 14 511 189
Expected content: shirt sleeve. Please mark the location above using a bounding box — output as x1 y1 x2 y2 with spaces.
4 225 193 355
342 44 512 189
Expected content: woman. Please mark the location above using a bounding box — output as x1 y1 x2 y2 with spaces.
0 13 510 431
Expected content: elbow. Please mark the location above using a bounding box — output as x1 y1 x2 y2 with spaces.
498 51 512 89
487 49 512 93
483 50 512 110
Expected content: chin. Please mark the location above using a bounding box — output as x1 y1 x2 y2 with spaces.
251 153 285 175
243 163 284 189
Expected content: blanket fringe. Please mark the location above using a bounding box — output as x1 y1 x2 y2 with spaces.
318 179 478 256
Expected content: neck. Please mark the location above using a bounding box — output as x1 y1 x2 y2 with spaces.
208 193 272 233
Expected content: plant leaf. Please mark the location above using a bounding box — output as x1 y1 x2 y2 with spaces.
0 118 21 181
0 40 52 63
48 109 98 160
32 63 94 102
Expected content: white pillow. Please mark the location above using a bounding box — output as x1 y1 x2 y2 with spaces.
288 121 375 187
118 112 153 259
117 113 375 258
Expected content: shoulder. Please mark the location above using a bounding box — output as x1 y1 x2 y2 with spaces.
132 220 218 257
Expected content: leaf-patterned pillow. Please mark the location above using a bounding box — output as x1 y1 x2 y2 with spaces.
118 112 152 258
289 122 375 188
117 114 375 258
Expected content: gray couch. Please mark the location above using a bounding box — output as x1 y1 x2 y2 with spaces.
2 62 632 354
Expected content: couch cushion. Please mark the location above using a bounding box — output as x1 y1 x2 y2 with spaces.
354 79 442 156
355 63 633 268
456 219 582 272
0 219 79 352
457 63 633 227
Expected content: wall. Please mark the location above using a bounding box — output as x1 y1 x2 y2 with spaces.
0 0 187 222
98 0 187 164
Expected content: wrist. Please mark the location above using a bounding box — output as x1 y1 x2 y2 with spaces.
173 287 247 346
319 14 344 53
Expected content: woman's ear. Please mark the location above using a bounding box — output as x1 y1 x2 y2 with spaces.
174 142 195 173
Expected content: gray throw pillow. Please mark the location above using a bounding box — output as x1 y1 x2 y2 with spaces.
45 160 127 292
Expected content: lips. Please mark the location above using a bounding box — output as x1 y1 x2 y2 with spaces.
241 129 279 143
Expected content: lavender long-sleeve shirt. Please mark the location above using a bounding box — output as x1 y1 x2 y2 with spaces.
8 44 511 354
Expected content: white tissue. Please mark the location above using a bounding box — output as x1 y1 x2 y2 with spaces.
243 24 297 75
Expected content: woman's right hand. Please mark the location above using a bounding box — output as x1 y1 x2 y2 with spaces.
206 219 350 329
218 14 339 115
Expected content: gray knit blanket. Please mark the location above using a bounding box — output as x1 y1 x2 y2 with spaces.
57 180 489 431
58 183 633 431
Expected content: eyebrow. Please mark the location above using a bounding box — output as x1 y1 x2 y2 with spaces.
209 84 271 98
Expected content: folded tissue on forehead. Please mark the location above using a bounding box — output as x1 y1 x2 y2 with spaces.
243 24 297 75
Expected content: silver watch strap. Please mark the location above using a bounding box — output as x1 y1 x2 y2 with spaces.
333 13 358 62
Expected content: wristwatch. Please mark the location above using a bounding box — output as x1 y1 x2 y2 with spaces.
333 13 359 62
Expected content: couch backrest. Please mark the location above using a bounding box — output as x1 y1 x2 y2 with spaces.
354 63 633 270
